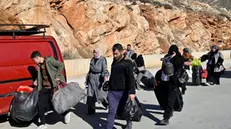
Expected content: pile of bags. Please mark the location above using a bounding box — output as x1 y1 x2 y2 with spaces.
11 82 86 122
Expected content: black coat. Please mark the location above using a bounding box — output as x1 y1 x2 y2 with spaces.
162 45 184 87
201 51 224 67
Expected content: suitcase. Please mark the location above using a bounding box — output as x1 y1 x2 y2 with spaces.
192 66 202 85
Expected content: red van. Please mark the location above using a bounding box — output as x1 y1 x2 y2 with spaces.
0 24 66 116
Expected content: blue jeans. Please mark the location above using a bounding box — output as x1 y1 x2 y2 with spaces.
107 91 124 129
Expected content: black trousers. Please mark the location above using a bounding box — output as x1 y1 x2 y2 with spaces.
87 96 96 113
163 87 178 120
207 65 221 84
38 88 69 124
87 95 108 113
38 88 53 124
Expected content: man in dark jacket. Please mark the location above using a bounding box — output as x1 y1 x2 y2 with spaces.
107 43 136 129
31 51 71 129
158 45 184 125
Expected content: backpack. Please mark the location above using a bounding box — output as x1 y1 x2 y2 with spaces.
161 56 174 76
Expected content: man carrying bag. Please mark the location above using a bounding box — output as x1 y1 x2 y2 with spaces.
107 43 136 129
31 51 71 129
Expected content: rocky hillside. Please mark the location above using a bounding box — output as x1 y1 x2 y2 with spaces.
0 0 231 58
197 0 231 9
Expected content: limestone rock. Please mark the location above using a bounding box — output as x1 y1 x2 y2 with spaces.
1 0 231 58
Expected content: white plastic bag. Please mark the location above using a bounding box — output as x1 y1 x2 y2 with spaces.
186 69 192 78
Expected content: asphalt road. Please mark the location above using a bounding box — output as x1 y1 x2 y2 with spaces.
1 61 231 129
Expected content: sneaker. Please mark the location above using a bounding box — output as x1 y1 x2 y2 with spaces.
45 110 54 115
209 82 214 85
37 124 47 129
204 82 210 86
64 112 71 124
159 119 169 125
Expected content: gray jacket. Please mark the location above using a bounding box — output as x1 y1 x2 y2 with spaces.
126 50 135 58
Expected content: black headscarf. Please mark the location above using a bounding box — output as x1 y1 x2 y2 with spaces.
168 45 181 56
131 53 137 60
210 45 219 55
164 45 184 73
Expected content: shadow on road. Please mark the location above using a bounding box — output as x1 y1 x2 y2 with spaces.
0 115 7 123
221 70 231 78
4 108 65 128
72 102 125 129
72 102 164 129
186 82 201 87
141 103 162 124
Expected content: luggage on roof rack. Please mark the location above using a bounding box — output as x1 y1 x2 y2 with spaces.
0 24 49 38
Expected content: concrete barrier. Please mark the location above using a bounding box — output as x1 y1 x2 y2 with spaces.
64 50 231 77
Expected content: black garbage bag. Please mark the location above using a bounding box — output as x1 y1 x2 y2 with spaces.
140 70 155 88
119 97 143 122
11 89 38 122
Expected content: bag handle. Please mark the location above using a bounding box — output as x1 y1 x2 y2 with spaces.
55 81 66 92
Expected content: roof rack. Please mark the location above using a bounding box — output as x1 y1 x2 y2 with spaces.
0 24 49 38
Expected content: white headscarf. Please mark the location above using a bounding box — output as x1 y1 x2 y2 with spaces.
94 48 102 59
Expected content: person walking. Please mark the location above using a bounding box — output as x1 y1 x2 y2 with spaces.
126 44 135 58
107 43 136 129
86 48 109 114
131 53 145 90
159 45 184 125
181 48 193 94
31 51 71 129
200 45 224 85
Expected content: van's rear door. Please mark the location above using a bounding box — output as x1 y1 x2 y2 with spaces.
0 40 58 114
